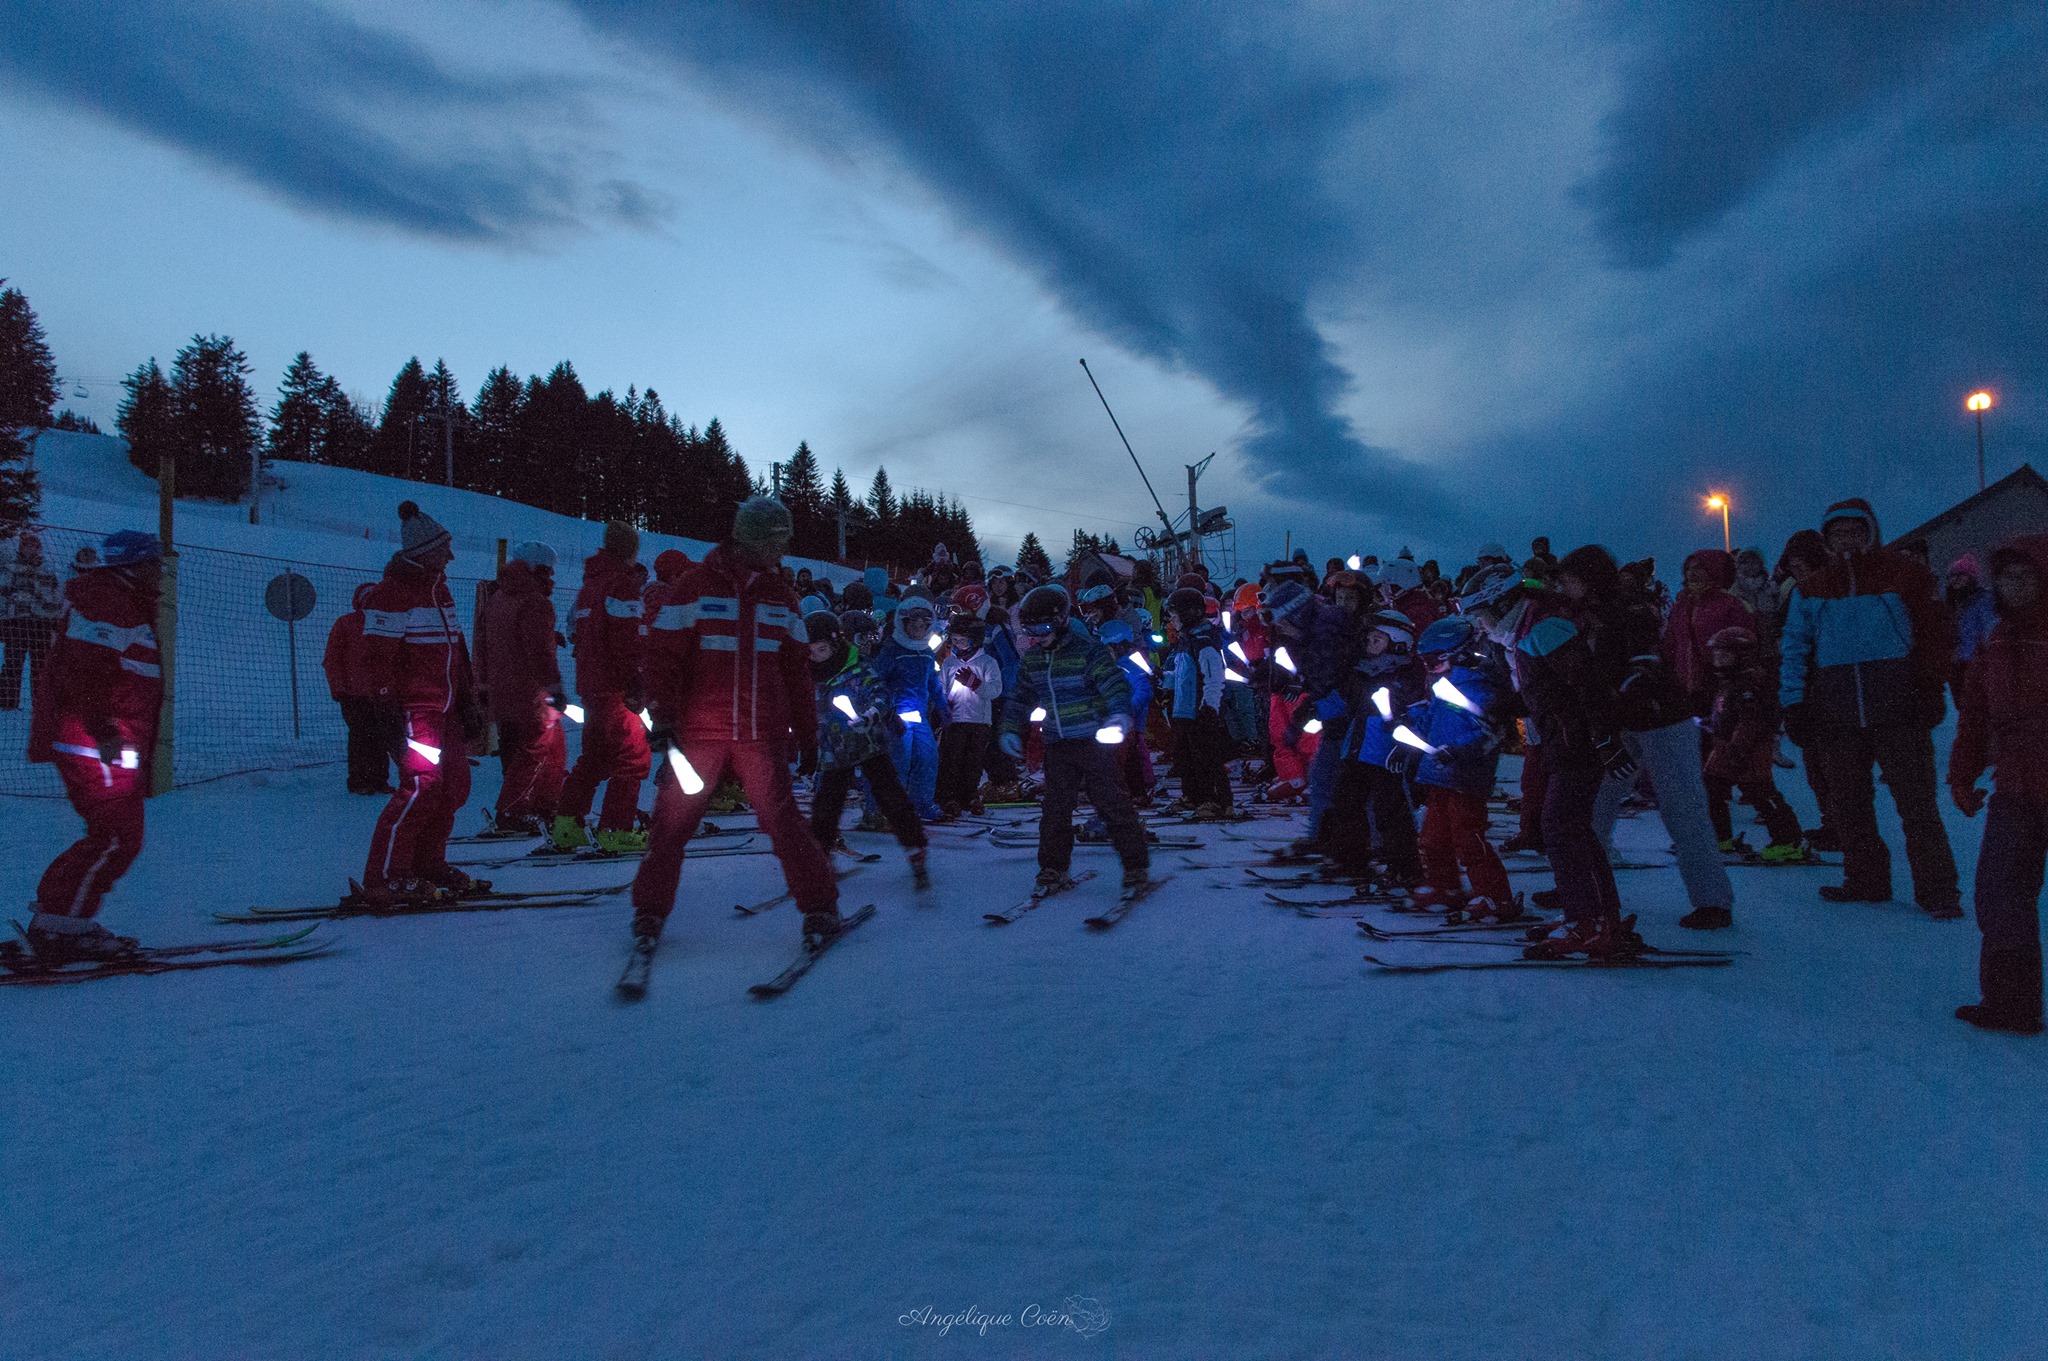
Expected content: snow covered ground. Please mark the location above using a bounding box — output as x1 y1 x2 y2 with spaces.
2 745 2040 1359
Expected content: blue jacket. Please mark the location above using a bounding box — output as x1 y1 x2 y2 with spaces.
1167 622 1224 720
874 637 945 731
984 618 1022 694
1348 658 1425 766
1117 653 1153 723
1779 547 1951 728
1002 626 1133 742
1404 661 1509 794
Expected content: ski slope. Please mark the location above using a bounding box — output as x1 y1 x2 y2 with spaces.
0 749 2037 1359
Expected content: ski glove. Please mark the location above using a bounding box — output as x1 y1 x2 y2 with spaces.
1383 745 1416 778
999 732 1025 761
1596 735 1638 783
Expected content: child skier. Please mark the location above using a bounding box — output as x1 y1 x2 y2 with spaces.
1095 619 1155 802
1398 616 1519 922
1164 585 1231 817
999 585 1150 898
804 611 930 886
936 612 1002 816
1702 624 1808 880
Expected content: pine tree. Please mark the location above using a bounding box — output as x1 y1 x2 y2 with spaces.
0 280 58 432
269 352 327 464
0 424 36 536
866 466 896 521
518 362 589 517
1016 532 1052 579
422 359 466 487
119 358 176 478
316 376 374 469
469 365 526 502
371 357 434 481
782 440 829 557
168 334 260 500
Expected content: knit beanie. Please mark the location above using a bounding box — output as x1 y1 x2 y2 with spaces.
397 500 451 561
603 520 640 560
732 497 793 550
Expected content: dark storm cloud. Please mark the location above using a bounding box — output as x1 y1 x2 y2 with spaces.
0 0 663 242
563 0 1451 524
1577 1 2034 268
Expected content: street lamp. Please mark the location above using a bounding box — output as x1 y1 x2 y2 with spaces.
1967 390 1993 491
1704 493 1731 552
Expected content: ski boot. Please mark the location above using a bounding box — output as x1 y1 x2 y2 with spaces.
1497 833 1545 858
1411 886 1469 919
1805 825 1843 853
1524 914 1644 961
801 908 847 949
1463 893 1524 925
1678 904 1734 930
1717 836 1750 858
488 811 544 838
348 877 451 911
855 811 891 834
24 912 140 962
593 827 649 855
1120 865 1152 899
548 815 592 852
909 847 931 890
1919 899 1966 921
423 864 492 898
1529 887 1563 915
1034 867 1074 896
1956 1003 2045 1035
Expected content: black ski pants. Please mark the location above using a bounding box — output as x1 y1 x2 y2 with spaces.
1171 708 1233 810
1039 739 1148 874
1326 760 1422 886
811 756 927 851
1814 725 1959 909
1543 760 1622 929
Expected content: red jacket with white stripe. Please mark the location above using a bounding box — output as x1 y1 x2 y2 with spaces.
568 548 643 701
644 545 815 747
29 568 162 764
350 556 475 713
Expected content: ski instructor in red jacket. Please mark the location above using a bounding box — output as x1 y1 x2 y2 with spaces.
629 497 843 950
352 501 485 906
24 530 164 960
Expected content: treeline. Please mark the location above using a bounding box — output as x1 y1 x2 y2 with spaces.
105 329 981 568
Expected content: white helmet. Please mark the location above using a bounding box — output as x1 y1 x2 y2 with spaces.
510 541 557 569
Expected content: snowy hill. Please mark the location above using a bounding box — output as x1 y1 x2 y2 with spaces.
5 432 858 794
26 429 863 585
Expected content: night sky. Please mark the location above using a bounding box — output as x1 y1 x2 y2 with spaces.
3 0 2041 568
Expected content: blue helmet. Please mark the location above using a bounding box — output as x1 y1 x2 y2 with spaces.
1417 615 1475 655
1097 620 1135 648
101 531 164 567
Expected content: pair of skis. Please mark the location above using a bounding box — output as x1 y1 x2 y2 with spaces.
981 871 1173 928
214 884 620 924
615 904 880 1002
0 922 335 986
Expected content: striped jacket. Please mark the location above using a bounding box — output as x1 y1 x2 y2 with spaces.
644 545 816 747
29 568 162 765
351 556 476 713
568 548 642 701
1001 628 1133 743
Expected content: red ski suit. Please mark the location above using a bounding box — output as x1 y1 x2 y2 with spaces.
30 567 162 918
631 544 834 925
353 556 477 889
560 548 649 832
482 559 567 820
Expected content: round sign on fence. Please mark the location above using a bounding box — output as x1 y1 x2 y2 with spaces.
265 571 317 623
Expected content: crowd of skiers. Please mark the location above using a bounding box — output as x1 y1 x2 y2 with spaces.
16 491 2048 1037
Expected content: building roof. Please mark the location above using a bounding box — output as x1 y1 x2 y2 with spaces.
1888 463 2048 547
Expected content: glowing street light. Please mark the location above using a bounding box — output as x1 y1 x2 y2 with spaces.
1704 492 1731 553
1968 390 1994 491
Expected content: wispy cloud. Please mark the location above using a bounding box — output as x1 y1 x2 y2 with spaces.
0 0 666 242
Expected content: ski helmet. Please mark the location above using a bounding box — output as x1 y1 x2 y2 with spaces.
1262 579 1313 628
509 540 557 570
1417 615 1476 656
1369 609 1416 655
838 609 881 654
1017 584 1071 638
1457 563 1520 614
947 612 986 650
1166 586 1207 624
1097 619 1136 648
804 611 843 647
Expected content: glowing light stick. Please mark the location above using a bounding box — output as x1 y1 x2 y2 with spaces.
407 739 443 765
1432 677 1482 715
667 746 704 794
1372 687 1393 719
1128 651 1152 675
1392 724 1439 754
563 704 585 724
1274 646 1297 674
832 694 859 722
1303 719 1323 735
1029 707 1047 723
